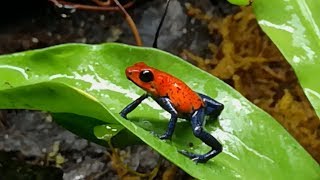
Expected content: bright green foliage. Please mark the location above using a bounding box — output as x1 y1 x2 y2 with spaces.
0 43 319 179
253 0 320 118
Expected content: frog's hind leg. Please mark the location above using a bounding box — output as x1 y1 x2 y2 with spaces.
178 108 222 163
198 93 224 120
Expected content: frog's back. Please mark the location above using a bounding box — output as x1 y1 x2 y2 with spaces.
153 71 203 114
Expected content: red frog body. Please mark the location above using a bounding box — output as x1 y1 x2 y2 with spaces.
125 62 203 115
120 62 224 163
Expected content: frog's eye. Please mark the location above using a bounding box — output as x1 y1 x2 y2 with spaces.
139 70 154 82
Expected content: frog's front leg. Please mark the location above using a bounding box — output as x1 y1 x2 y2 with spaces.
155 97 178 140
179 108 222 163
120 93 149 119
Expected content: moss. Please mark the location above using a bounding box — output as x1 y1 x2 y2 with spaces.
183 5 320 163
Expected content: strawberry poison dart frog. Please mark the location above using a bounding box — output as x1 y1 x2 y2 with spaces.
120 62 224 163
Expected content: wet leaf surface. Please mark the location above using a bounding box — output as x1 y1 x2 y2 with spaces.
94 124 124 142
0 43 319 179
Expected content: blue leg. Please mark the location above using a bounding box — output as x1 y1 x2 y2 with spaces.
119 94 148 119
179 108 222 163
155 97 178 140
198 93 224 119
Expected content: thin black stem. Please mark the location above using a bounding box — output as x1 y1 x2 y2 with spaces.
152 0 171 48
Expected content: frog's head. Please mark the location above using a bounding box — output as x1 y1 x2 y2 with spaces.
125 62 157 94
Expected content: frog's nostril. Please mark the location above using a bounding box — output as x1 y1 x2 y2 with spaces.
125 68 132 77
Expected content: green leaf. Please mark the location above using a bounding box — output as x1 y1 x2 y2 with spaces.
94 124 124 142
0 43 319 179
53 113 138 148
253 0 320 118
0 82 114 123
53 113 109 146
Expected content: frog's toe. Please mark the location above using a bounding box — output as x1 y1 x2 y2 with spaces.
178 150 210 164
119 112 128 120
178 150 197 159
159 133 172 140
192 156 209 164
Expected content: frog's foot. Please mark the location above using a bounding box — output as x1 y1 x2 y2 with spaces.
150 131 171 140
178 149 219 164
119 112 128 120
178 150 198 159
159 133 172 140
